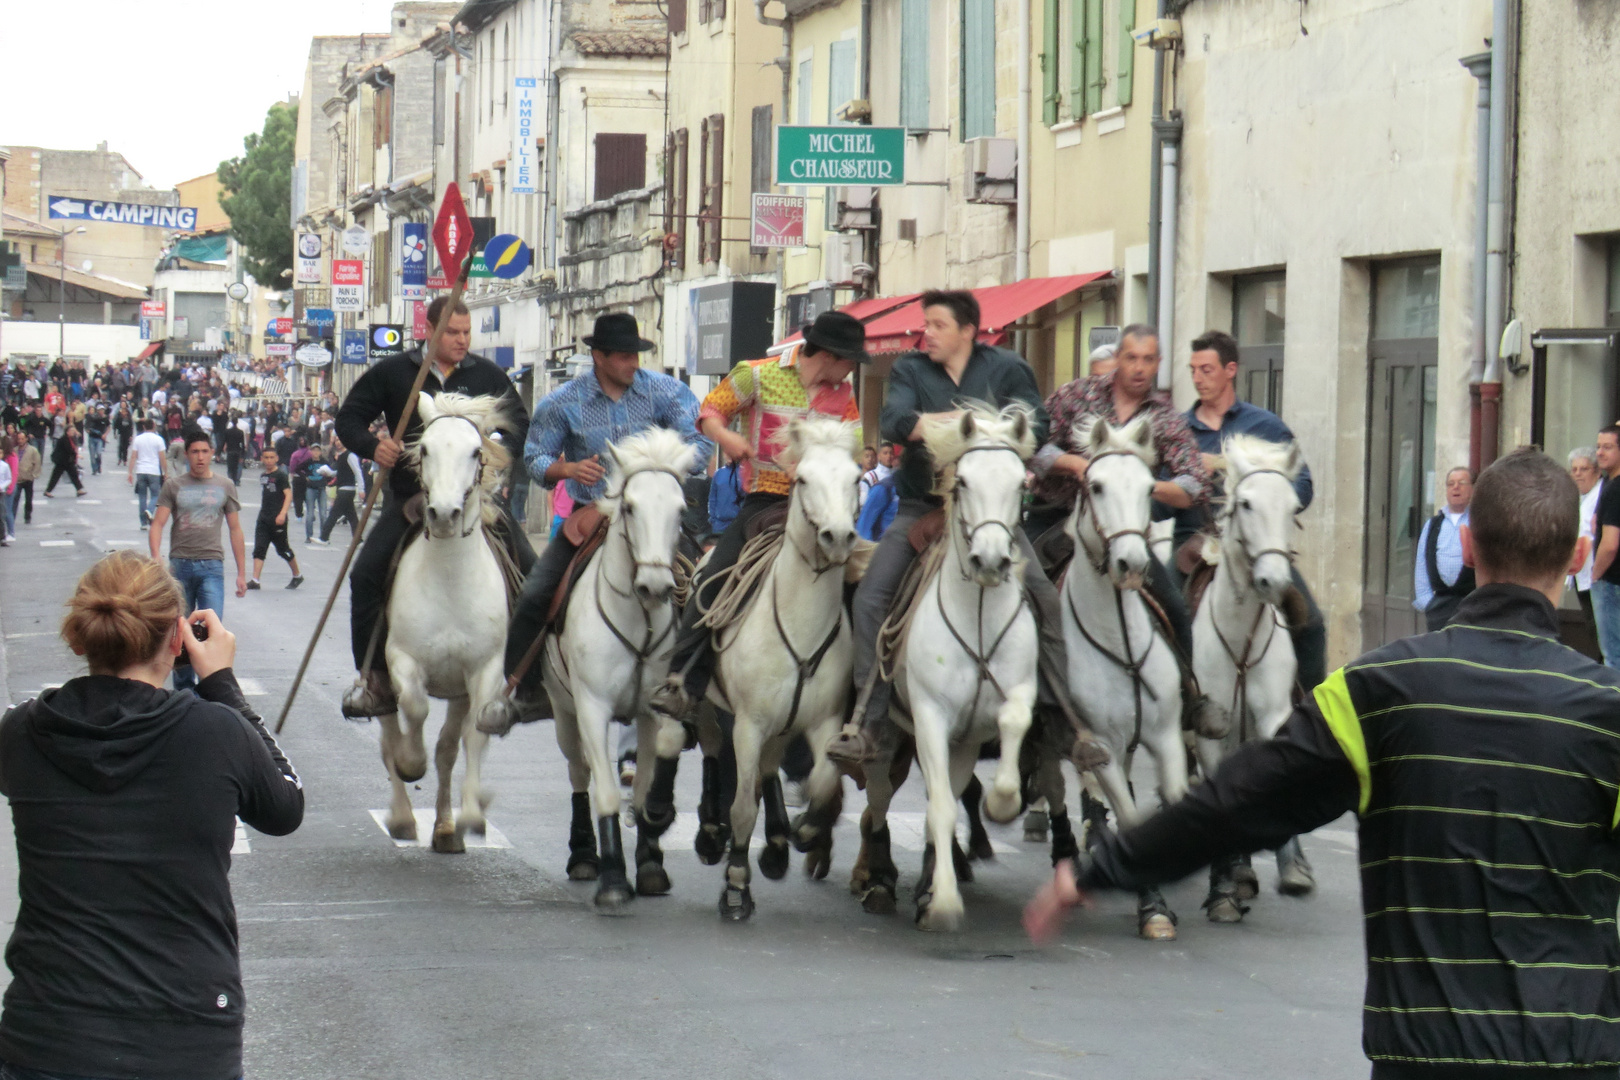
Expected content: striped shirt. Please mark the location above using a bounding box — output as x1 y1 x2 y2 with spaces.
699 347 860 496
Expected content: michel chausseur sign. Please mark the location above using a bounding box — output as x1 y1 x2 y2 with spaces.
774 126 905 186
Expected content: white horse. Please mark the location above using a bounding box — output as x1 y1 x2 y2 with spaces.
380 391 514 853
538 429 695 912
1193 433 1310 918
705 415 860 921
854 404 1039 932
1058 416 1187 939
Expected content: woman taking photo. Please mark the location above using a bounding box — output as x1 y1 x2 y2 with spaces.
0 551 303 1080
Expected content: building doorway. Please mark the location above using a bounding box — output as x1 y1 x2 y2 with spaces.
1361 257 1442 648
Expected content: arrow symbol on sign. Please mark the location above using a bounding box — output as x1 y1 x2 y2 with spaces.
50 199 86 217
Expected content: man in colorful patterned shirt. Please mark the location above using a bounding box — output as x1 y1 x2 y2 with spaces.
1027 323 1224 737
483 313 712 734
654 310 869 715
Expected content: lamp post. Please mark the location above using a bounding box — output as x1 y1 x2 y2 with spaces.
57 225 87 361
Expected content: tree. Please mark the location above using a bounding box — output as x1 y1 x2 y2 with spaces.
218 101 297 286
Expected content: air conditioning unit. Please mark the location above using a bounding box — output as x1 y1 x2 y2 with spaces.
837 186 877 231
966 137 1017 205
824 232 863 285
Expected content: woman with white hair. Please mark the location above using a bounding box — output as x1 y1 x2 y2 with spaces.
1570 445 1602 644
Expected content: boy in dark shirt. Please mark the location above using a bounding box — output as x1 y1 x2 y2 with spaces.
248 448 302 590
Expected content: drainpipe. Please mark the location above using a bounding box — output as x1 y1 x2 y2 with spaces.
1461 51 1491 477
1480 0 1513 469
1015 0 1031 281
1154 115 1181 389
1145 0 1166 328
756 0 791 332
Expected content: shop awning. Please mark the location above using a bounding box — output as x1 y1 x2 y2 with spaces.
776 293 921 347
136 342 163 361
859 272 1113 354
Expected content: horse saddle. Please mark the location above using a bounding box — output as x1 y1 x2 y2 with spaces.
547 505 611 631
743 500 791 541
1179 533 1220 618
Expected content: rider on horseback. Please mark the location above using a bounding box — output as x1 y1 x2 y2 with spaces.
825 289 1112 771
337 297 535 719
1024 322 1227 739
651 310 869 719
479 313 711 736
1181 330 1325 692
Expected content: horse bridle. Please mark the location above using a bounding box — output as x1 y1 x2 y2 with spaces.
949 444 1023 583
1073 448 1155 577
601 465 688 591
1212 467 1297 741
1220 468 1300 581
784 479 849 579
416 414 486 539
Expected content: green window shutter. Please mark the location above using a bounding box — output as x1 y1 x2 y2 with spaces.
962 0 996 139
901 0 931 129
1084 0 1105 115
1069 0 1087 117
1042 0 1060 124
1116 0 1135 106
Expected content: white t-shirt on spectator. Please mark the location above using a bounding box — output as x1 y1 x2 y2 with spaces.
131 431 167 477
151 388 168 407
197 415 214 434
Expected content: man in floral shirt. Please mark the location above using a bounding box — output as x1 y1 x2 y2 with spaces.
1027 323 1224 738
654 311 868 715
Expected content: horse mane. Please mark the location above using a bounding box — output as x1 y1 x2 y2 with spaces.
773 412 859 465
1071 414 1157 468
600 427 697 519
402 392 513 526
918 400 1038 471
1219 432 1301 481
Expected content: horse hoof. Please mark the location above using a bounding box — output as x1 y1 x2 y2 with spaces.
719 885 754 921
1232 865 1260 902
803 842 833 881
916 900 964 933
431 826 465 854
636 862 672 897
594 880 635 913
459 815 487 837
1206 896 1247 923
395 759 428 784
758 839 790 881
861 885 897 915
1023 808 1049 843
567 857 599 882
788 813 823 854
388 817 418 842
951 840 974 884
694 824 728 866
1139 913 1178 940
849 867 871 895
1278 867 1316 897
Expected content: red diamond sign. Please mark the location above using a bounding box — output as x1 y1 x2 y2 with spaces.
432 182 473 280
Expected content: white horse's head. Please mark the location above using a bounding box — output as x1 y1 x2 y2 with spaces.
1068 415 1157 588
1218 433 1302 605
409 391 511 539
601 428 696 607
776 414 861 566
922 403 1036 587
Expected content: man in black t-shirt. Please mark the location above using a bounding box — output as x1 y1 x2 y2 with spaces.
222 415 246 486
248 448 302 591
1587 426 1620 665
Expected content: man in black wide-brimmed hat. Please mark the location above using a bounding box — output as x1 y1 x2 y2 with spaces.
651 309 869 721
479 311 711 736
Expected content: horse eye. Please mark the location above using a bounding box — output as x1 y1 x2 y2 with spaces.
1240 498 1252 511
1090 481 1103 495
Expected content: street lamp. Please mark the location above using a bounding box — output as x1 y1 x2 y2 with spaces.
57 225 87 361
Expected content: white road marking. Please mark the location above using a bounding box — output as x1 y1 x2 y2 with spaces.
77 499 102 505
100 540 141 549
232 820 251 854
235 677 267 696
4 632 54 640
368 809 512 849
39 540 74 548
656 807 1020 856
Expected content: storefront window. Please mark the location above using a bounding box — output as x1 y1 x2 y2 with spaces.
1372 257 1441 340
1233 272 1285 414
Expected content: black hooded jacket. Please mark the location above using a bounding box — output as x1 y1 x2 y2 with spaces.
0 670 302 1080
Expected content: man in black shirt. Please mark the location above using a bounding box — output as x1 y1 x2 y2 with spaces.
247 447 301 590
333 296 535 717
221 414 245 486
1587 425 1620 665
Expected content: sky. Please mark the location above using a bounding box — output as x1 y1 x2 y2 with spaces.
4 0 408 190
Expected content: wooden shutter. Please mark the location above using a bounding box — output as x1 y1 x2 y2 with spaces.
1041 0 1060 124
669 0 686 33
714 0 726 20
1084 0 1105 115
1069 0 1087 118
594 133 647 201
900 0 931 129
699 114 725 263
961 0 996 139
664 132 677 260
750 105 773 255
698 0 710 23
674 128 689 270
1116 0 1135 106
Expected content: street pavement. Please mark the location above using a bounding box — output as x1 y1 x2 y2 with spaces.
0 461 1368 1080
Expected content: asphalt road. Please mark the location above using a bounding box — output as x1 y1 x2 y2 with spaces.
0 460 1369 1080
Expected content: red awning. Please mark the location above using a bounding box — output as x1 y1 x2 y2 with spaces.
136 342 164 361
860 272 1113 355
776 293 921 347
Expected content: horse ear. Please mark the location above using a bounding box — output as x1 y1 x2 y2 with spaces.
1088 418 1113 454
1129 417 1153 454
1010 409 1029 445
1286 442 1304 478
958 411 976 441
416 391 438 425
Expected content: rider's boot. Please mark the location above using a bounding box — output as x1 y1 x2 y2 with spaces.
1183 679 1230 740
475 681 553 737
826 711 899 768
341 669 397 720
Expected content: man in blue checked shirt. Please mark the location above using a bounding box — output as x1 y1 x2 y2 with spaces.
482 313 712 735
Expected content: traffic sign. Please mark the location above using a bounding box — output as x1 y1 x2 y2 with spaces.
432 183 473 278
774 126 905 186
48 196 198 230
340 329 368 364
482 234 531 279
751 194 807 248
369 324 404 358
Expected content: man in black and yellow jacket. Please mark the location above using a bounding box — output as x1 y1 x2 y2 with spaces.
1027 447 1620 1080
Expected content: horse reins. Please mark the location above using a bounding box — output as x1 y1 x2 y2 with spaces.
415 413 488 540
1072 447 1155 578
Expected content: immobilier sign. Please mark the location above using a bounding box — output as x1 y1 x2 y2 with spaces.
774 126 905 186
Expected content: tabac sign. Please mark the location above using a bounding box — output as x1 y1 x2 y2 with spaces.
774 126 905 186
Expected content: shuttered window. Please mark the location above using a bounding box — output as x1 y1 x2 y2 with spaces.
900 0 930 129
828 39 857 121
750 105 773 255
668 129 689 270
1116 0 1135 106
1041 0 1060 125
594 133 647 201
669 0 686 33
961 0 996 139
699 115 724 264
797 58 813 124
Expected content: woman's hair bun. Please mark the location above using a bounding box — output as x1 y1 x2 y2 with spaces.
62 552 183 673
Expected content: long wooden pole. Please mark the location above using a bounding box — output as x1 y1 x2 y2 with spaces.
274 255 472 733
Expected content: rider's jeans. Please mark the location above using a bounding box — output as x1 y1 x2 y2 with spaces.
1590 579 1620 667
851 498 1068 729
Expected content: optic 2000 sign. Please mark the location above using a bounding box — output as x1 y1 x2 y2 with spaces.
774 126 906 186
